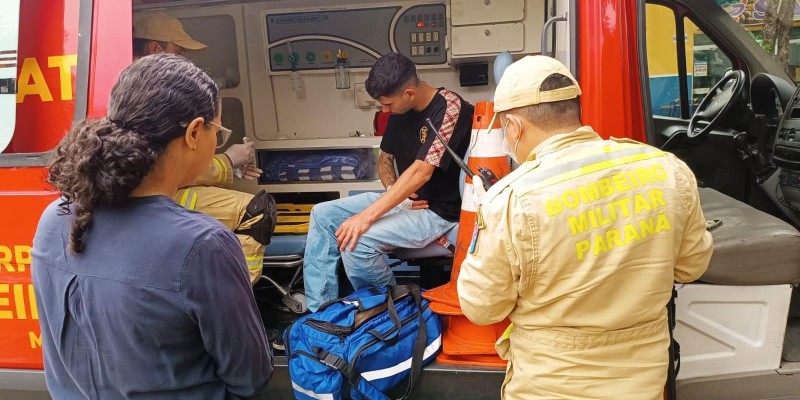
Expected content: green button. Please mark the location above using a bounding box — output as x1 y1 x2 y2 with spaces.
273 53 284 63
290 52 300 63
306 52 316 62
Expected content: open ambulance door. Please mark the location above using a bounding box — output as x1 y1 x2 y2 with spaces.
639 3 800 399
639 0 796 218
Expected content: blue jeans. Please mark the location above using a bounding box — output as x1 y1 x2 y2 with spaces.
303 192 456 311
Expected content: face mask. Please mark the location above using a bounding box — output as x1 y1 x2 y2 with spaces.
501 136 513 159
501 117 522 163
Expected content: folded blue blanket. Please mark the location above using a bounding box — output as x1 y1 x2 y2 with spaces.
263 150 369 182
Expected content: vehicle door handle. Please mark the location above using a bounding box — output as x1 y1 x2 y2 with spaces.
541 13 568 58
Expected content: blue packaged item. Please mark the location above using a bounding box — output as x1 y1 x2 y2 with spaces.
285 285 442 400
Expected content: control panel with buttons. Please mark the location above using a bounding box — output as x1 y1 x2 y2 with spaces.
394 5 447 64
265 3 447 73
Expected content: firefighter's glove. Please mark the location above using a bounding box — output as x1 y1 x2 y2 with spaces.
471 179 487 209
224 142 256 168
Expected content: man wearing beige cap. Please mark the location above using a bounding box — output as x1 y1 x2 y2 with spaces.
132 12 273 284
457 55 713 399
133 12 207 57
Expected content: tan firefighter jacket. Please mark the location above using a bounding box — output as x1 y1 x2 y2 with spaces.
458 126 713 399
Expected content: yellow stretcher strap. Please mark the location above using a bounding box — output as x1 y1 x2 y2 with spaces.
276 203 314 212
276 214 311 223
273 203 313 234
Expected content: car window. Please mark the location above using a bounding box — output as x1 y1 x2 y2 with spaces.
644 3 733 118
686 18 734 115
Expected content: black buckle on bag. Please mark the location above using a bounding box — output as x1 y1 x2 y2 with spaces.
320 351 346 370
318 350 361 388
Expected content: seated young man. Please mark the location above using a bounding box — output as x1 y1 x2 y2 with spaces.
303 52 475 311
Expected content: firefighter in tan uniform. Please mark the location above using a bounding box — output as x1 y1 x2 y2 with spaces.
176 151 274 284
134 12 276 283
457 56 713 399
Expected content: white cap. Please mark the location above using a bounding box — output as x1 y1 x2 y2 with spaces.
493 55 581 112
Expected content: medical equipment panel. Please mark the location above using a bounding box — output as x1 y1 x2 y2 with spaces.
265 3 447 72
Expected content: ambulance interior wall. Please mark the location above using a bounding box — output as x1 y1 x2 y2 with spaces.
263 69 495 140
156 0 535 143
143 0 547 198
245 0 500 142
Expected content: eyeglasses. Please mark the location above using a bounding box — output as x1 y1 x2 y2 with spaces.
180 120 232 149
207 121 233 149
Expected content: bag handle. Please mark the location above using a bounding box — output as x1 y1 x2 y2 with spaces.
383 287 405 345
387 285 427 400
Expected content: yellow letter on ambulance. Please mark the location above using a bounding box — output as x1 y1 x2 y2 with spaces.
49 55 78 101
17 58 54 103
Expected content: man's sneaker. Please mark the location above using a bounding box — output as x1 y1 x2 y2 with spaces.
266 328 285 352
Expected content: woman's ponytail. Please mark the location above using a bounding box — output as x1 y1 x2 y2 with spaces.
48 119 158 253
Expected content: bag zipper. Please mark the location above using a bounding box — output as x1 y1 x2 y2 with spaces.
304 319 353 343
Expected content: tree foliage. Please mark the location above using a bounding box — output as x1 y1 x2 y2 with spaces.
761 0 795 76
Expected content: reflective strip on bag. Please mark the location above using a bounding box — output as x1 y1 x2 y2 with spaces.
360 333 442 381
292 382 334 400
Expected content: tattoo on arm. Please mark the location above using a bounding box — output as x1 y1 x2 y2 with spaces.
378 151 397 188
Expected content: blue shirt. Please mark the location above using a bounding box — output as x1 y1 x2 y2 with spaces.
31 196 272 399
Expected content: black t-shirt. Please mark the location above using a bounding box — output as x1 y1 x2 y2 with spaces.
380 88 474 222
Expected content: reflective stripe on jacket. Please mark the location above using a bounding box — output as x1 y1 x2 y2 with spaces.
193 154 234 188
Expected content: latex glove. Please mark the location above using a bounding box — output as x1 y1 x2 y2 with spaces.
471 178 487 208
241 164 263 180
224 142 255 168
